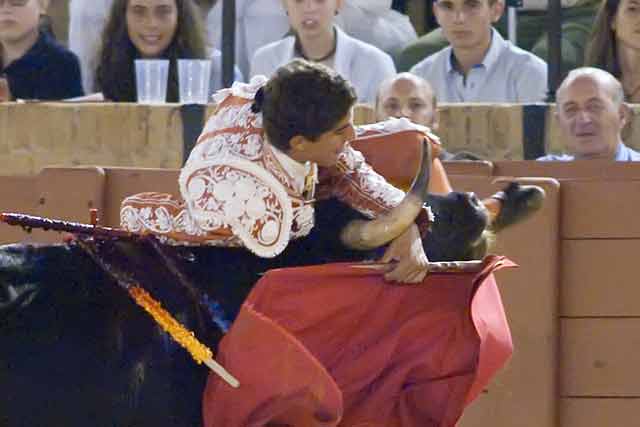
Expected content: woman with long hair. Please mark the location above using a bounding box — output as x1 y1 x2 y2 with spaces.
585 0 640 102
95 0 240 102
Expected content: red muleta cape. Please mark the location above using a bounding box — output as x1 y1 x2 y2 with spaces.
203 255 515 427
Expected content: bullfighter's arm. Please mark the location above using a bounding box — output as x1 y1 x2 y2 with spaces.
321 145 433 236
320 146 433 284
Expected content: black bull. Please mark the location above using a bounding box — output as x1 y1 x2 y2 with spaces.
0 193 488 427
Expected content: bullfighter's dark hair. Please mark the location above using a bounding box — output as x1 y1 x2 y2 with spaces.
96 0 207 102
256 59 357 151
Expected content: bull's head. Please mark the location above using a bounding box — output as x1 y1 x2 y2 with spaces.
424 191 491 262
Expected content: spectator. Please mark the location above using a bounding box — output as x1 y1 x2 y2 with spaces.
250 0 396 104
372 73 452 194
585 0 640 102
375 72 439 130
375 72 485 162
397 0 598 74
207 0 414 82
409 0 548 103
374 74 495 204
0 0 83 101
538 67 640 161
71 0 240 97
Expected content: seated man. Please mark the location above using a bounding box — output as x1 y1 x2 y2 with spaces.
538 67 640 161
374 72 484 161
397 0 598 75
375 72 439 132
373 72 526 231
409 0 547 103
0 0 83 101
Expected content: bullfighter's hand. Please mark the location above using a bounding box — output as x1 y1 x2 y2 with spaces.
380 223 429 284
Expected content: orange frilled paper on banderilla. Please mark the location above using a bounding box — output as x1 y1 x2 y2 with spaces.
203 256 515 427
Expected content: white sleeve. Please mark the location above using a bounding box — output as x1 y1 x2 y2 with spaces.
520 0 581 9
249 46 276 80
360 51 396 104
68 0 112 94
336 1 417 53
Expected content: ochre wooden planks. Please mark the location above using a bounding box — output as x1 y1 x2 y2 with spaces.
0 167 105 244
561 240 640 317
560 319 640 397
451 177 561 427
560 398 640 427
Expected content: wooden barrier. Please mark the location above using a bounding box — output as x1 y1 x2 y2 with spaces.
557 178 640 426
449 177 561 427
4 103 640 177
1 161 639 427
462 161 640 426
0 166 564 427
0 103 184 175
0 167 105 244
354 103 640 161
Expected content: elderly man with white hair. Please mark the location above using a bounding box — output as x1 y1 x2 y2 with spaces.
538 67 640 161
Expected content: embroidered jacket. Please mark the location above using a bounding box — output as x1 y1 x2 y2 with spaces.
121 77 440 258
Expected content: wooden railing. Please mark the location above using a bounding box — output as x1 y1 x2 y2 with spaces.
2 162 639 427
4 102 640 177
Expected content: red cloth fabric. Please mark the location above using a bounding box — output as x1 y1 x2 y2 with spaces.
203 256 514 427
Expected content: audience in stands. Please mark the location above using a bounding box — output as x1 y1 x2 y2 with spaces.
585 0 640 102
538 67 640 161
0 0 83 101
409 0 548 103
398 0 597 74
372 72 453 194
375 72 439 130
250 0 396 104
211 0 412 85
71 0 240 97
374 72 484 160
371 71 534 227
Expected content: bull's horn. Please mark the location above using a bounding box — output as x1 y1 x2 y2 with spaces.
340 139 432 250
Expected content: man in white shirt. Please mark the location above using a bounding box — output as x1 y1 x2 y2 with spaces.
409 0 547 103
397 0 597 74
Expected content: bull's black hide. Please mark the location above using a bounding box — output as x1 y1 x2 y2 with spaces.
0 194 487 427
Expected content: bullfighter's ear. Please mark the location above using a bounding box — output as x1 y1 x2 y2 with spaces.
289 135 307 152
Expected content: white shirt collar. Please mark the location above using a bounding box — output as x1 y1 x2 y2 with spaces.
446 28 506 75
266 138 317 196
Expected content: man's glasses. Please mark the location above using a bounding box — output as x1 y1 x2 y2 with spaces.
0 0 30 7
